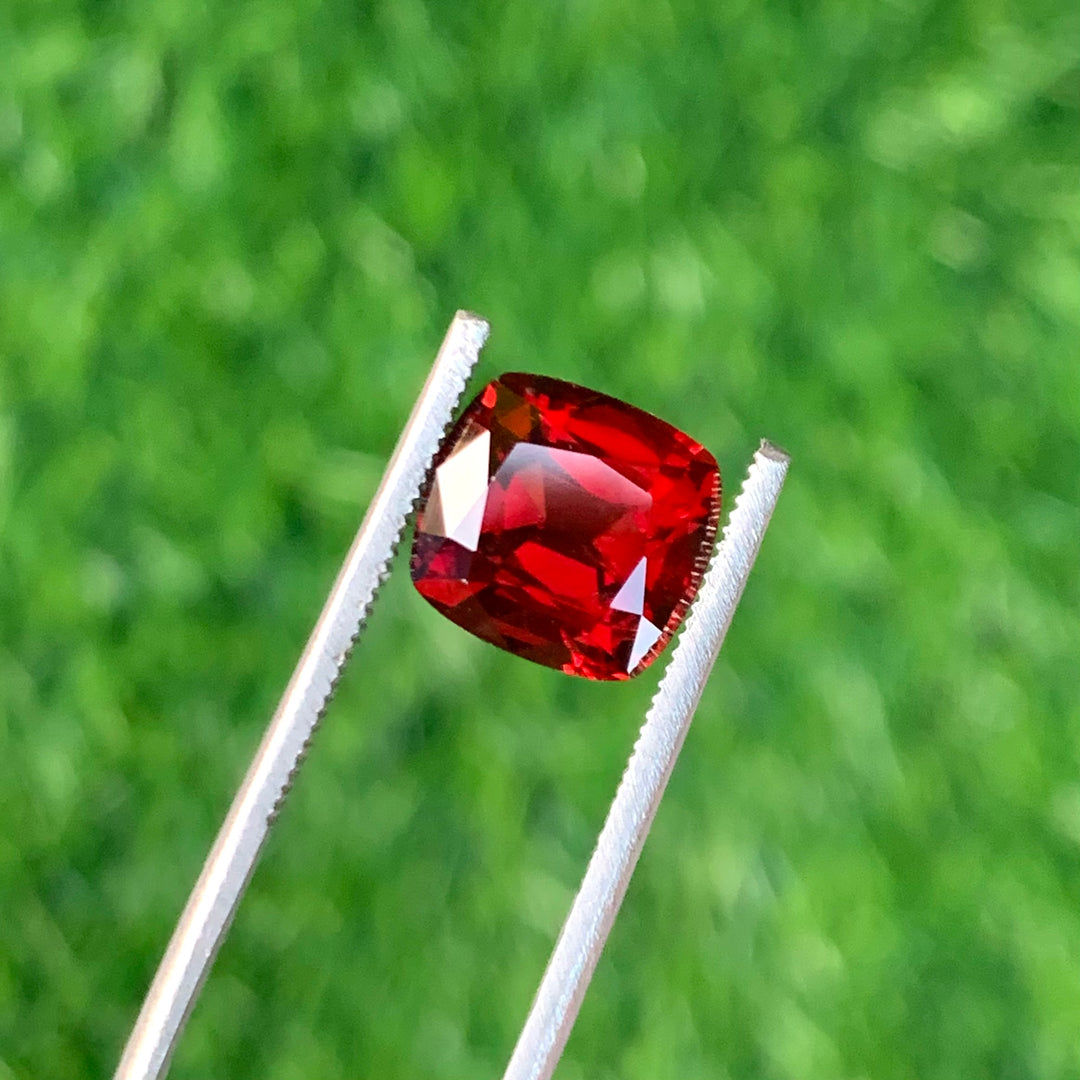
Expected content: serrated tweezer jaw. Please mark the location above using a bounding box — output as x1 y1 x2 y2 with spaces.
113 311 491 1080
113 312 788 1080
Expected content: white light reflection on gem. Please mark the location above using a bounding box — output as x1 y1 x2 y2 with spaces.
612 557 662 672
425 427 490 551
611 557 647 614
627 616 663 672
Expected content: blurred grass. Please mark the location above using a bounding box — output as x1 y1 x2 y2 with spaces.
2 0 1079 1077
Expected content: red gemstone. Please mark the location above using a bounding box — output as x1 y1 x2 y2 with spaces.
410 373 721 680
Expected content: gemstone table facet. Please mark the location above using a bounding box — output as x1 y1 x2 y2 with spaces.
410 372 721 680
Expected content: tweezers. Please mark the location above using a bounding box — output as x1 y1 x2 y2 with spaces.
113 311 789 1080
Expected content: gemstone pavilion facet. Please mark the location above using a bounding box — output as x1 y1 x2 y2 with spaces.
410 373 721 680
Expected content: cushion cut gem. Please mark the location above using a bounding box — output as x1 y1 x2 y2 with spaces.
410 372 721 680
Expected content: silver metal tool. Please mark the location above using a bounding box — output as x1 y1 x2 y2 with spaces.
114 311 491 1080
501 440 789 1080
113 311 789 1080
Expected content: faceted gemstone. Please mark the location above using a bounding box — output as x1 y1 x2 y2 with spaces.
410 372 721 680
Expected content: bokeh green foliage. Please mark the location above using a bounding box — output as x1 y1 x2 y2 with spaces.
2 0 1079 1076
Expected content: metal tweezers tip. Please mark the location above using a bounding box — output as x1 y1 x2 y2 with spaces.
758 438 791 465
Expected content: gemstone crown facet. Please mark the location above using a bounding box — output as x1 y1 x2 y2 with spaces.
410 372 721 680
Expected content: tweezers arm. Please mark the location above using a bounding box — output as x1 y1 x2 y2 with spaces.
502 440 790 1080
114 312 489 1080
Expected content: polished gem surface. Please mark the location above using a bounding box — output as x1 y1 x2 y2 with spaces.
410 373 721 679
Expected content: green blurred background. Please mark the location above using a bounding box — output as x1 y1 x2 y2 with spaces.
2 0 1079 1076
